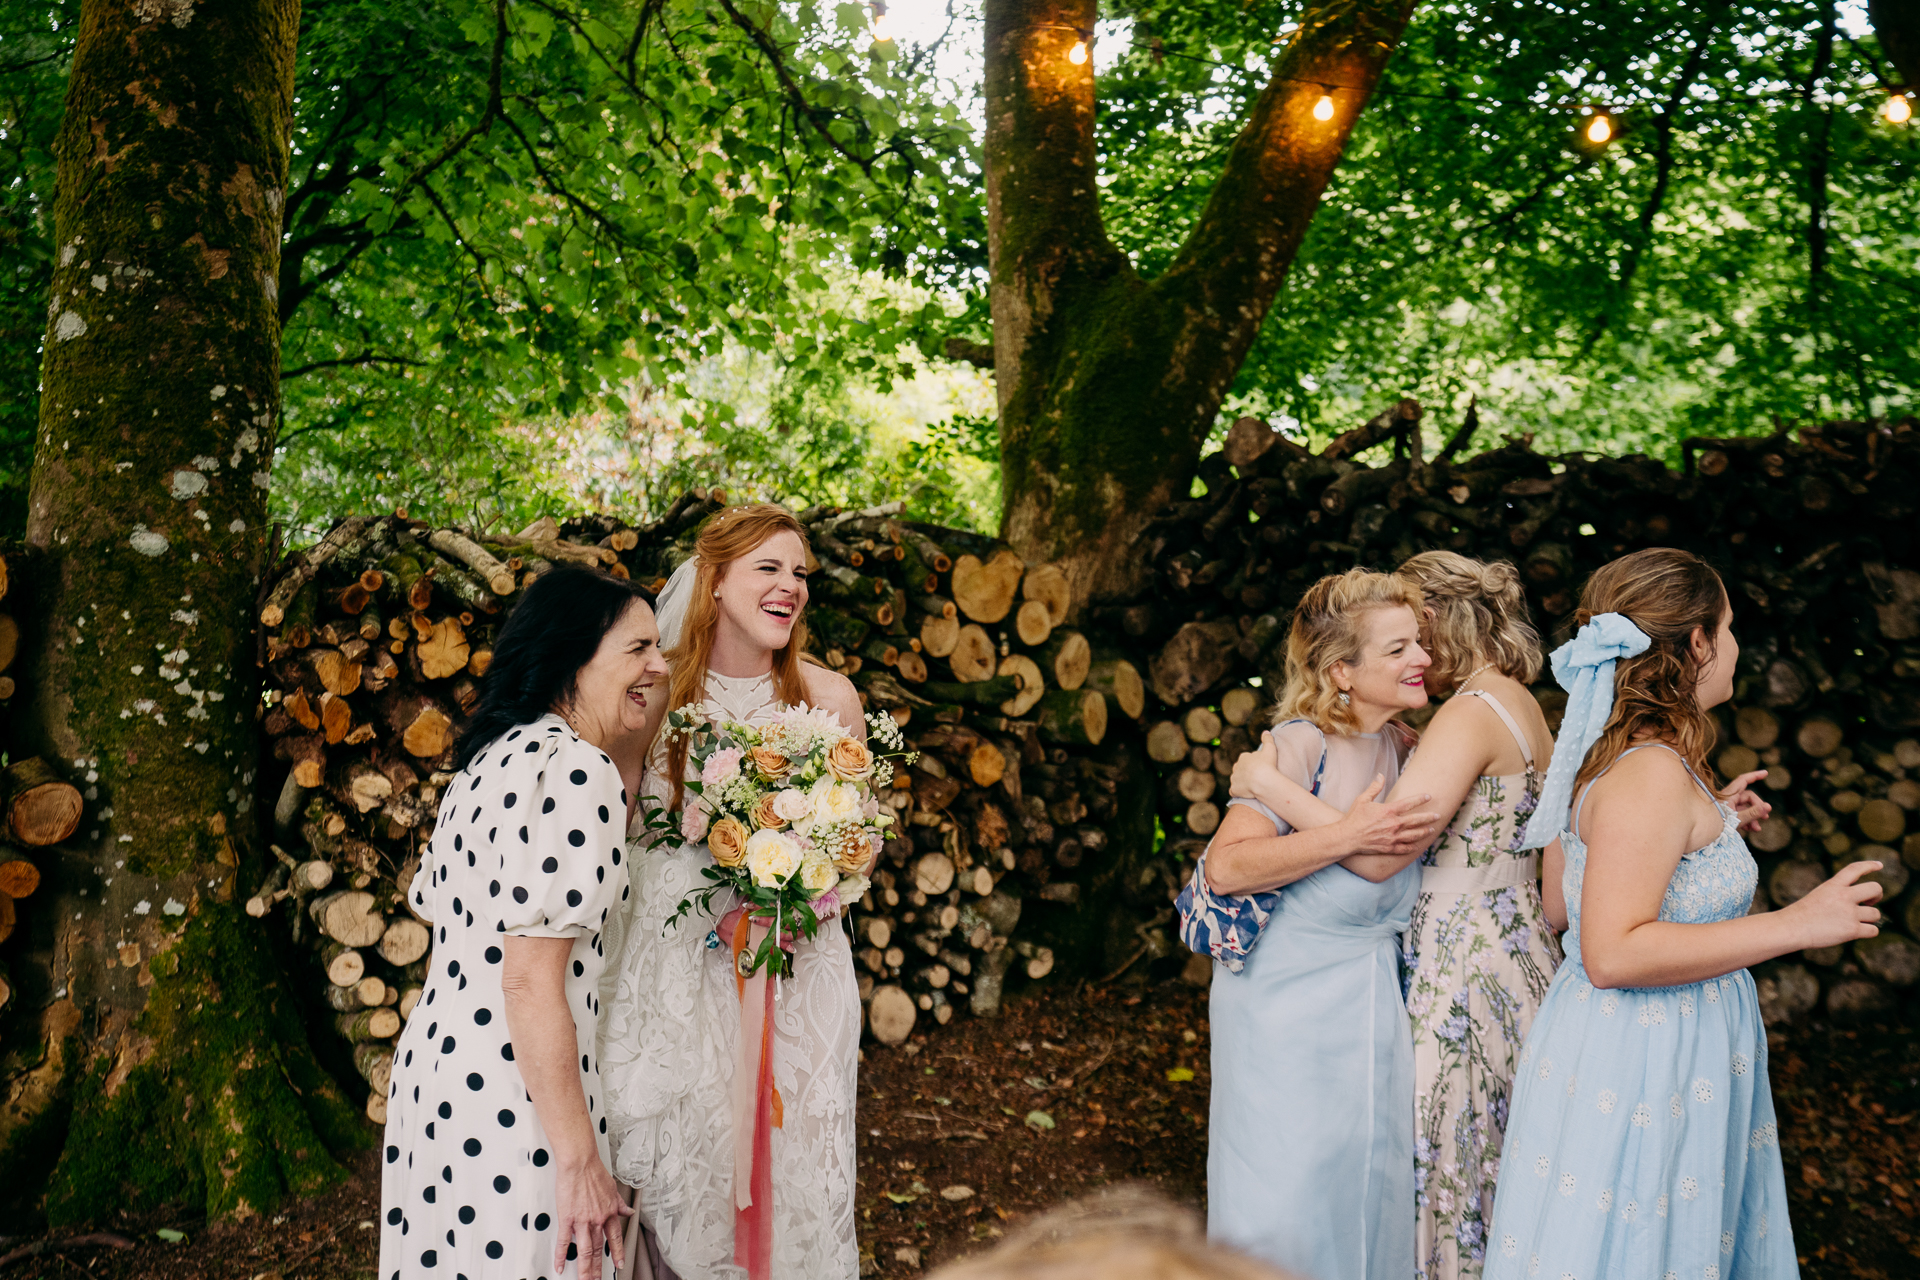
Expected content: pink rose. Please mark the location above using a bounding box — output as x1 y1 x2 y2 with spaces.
680 803 711 844
700 747 744 788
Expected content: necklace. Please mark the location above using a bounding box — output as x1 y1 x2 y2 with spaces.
1456 661 1495 693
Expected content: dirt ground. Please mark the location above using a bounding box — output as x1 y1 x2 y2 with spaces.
2 974 1914 1280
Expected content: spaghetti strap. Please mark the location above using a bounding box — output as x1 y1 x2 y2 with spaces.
1456 689 1533 768
1570 742 1715 840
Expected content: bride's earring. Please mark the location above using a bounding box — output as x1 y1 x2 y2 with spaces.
1338 690 1351 705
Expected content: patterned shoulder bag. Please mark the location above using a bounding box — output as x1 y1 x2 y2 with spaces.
1174 720 1327 973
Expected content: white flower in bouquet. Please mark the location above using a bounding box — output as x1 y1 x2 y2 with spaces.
744 828 803 889
807 776 864 827
834 871 872 904
799 847 838 896
771 787 814 825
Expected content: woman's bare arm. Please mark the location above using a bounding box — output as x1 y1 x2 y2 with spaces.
1578 752 1882 989
502 936 632 1279
1541 838 1568 931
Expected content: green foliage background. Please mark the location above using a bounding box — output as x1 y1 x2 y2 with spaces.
3 1 1914 544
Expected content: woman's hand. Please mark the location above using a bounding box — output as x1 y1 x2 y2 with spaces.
1228 734 1286 801
1331 774 1442 856
1718 769 1772 834
551 1156 633 1280
1783 860 1883 952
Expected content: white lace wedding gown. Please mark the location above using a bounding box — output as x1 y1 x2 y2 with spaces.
599 670 861 1279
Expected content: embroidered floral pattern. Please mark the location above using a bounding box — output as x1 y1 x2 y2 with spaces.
1408 725 1560 1280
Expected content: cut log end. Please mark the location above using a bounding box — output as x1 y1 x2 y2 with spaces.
2 759 84 848
867 984 918 1046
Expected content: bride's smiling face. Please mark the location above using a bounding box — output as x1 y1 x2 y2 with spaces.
712 530 809 653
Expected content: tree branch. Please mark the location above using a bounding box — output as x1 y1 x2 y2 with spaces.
713 0 877 175
392 0 509 200
281 351 426 380
1155 2 1420 335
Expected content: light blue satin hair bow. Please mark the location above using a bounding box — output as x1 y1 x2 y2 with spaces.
1519 612 1652 849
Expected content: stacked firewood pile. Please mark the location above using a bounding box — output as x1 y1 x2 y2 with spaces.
250 497 1150 1112
1119 404 1920 1024
253 408 1920 1104
0 550 85 1015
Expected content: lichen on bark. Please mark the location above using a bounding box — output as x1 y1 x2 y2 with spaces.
0 0 360 1225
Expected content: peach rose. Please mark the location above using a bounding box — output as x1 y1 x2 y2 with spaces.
826 824 876 875
750 791 789 831
825 737 874 783
708 816 751 868
748 747 793 781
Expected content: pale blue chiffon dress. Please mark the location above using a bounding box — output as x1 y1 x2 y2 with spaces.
1208 721 1419 1280
1486 745 1797 1279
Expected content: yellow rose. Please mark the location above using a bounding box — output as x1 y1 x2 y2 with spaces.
708 816 751 868
825 737 874 783
744 829 803 888
800 849 838 896
750 791 789 831
748 746 792 781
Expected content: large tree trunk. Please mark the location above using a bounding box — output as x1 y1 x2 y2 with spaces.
985 0 1419 606
0 0 361 1227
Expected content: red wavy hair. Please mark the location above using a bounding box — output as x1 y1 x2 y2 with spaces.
660 503 814 810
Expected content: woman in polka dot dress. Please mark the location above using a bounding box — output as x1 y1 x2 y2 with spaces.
1486 551 1881 1280
380 567 668 1280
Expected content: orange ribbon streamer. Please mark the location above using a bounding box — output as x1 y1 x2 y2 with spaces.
727 909 782 1279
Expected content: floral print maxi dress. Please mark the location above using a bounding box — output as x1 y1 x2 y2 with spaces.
1403 690 1563 1280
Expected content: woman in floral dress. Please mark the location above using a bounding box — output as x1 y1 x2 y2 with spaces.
1230 551 1560 1279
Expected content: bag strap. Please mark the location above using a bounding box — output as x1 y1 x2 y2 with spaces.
1268 718 1328 797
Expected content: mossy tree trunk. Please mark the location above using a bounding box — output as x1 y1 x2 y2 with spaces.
0 0 363 1227
984 0 1420 605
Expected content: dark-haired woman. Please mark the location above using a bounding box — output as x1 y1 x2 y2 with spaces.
1485 549 1880 1279
380 566 669 1280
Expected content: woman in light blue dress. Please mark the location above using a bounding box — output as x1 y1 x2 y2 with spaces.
1196 568 1446 1280
1487 549 1883 1280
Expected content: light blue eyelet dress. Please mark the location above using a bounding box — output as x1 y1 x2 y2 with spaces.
1208 722 1419 1280
1485 745 1798 1280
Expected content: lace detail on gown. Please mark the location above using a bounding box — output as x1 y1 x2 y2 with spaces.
598 672 860 1280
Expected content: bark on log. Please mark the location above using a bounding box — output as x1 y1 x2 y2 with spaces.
428 529 517 597
1034 690 1108 746
336 1007 402 1042
1085 658 1145 720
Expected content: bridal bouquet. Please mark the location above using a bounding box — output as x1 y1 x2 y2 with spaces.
642 704 916 977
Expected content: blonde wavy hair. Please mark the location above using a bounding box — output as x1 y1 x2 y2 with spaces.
1571 547 1728 795
1396 551 1541 690
661 503 814 810
927 1183 1301 1280
1272 568 1425 735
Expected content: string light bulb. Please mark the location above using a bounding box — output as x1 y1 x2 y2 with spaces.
1886 93 1913 124
1313 93 1335 122
1068 39 1088 65
868 2 890 43
1586 113 1613 144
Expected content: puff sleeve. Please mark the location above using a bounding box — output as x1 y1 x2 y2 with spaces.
1223 719 1327 834
484 723 629 938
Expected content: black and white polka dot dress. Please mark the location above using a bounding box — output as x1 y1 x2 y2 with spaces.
379 714 629 1280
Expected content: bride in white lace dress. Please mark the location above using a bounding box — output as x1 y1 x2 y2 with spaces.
599 504 865 1280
